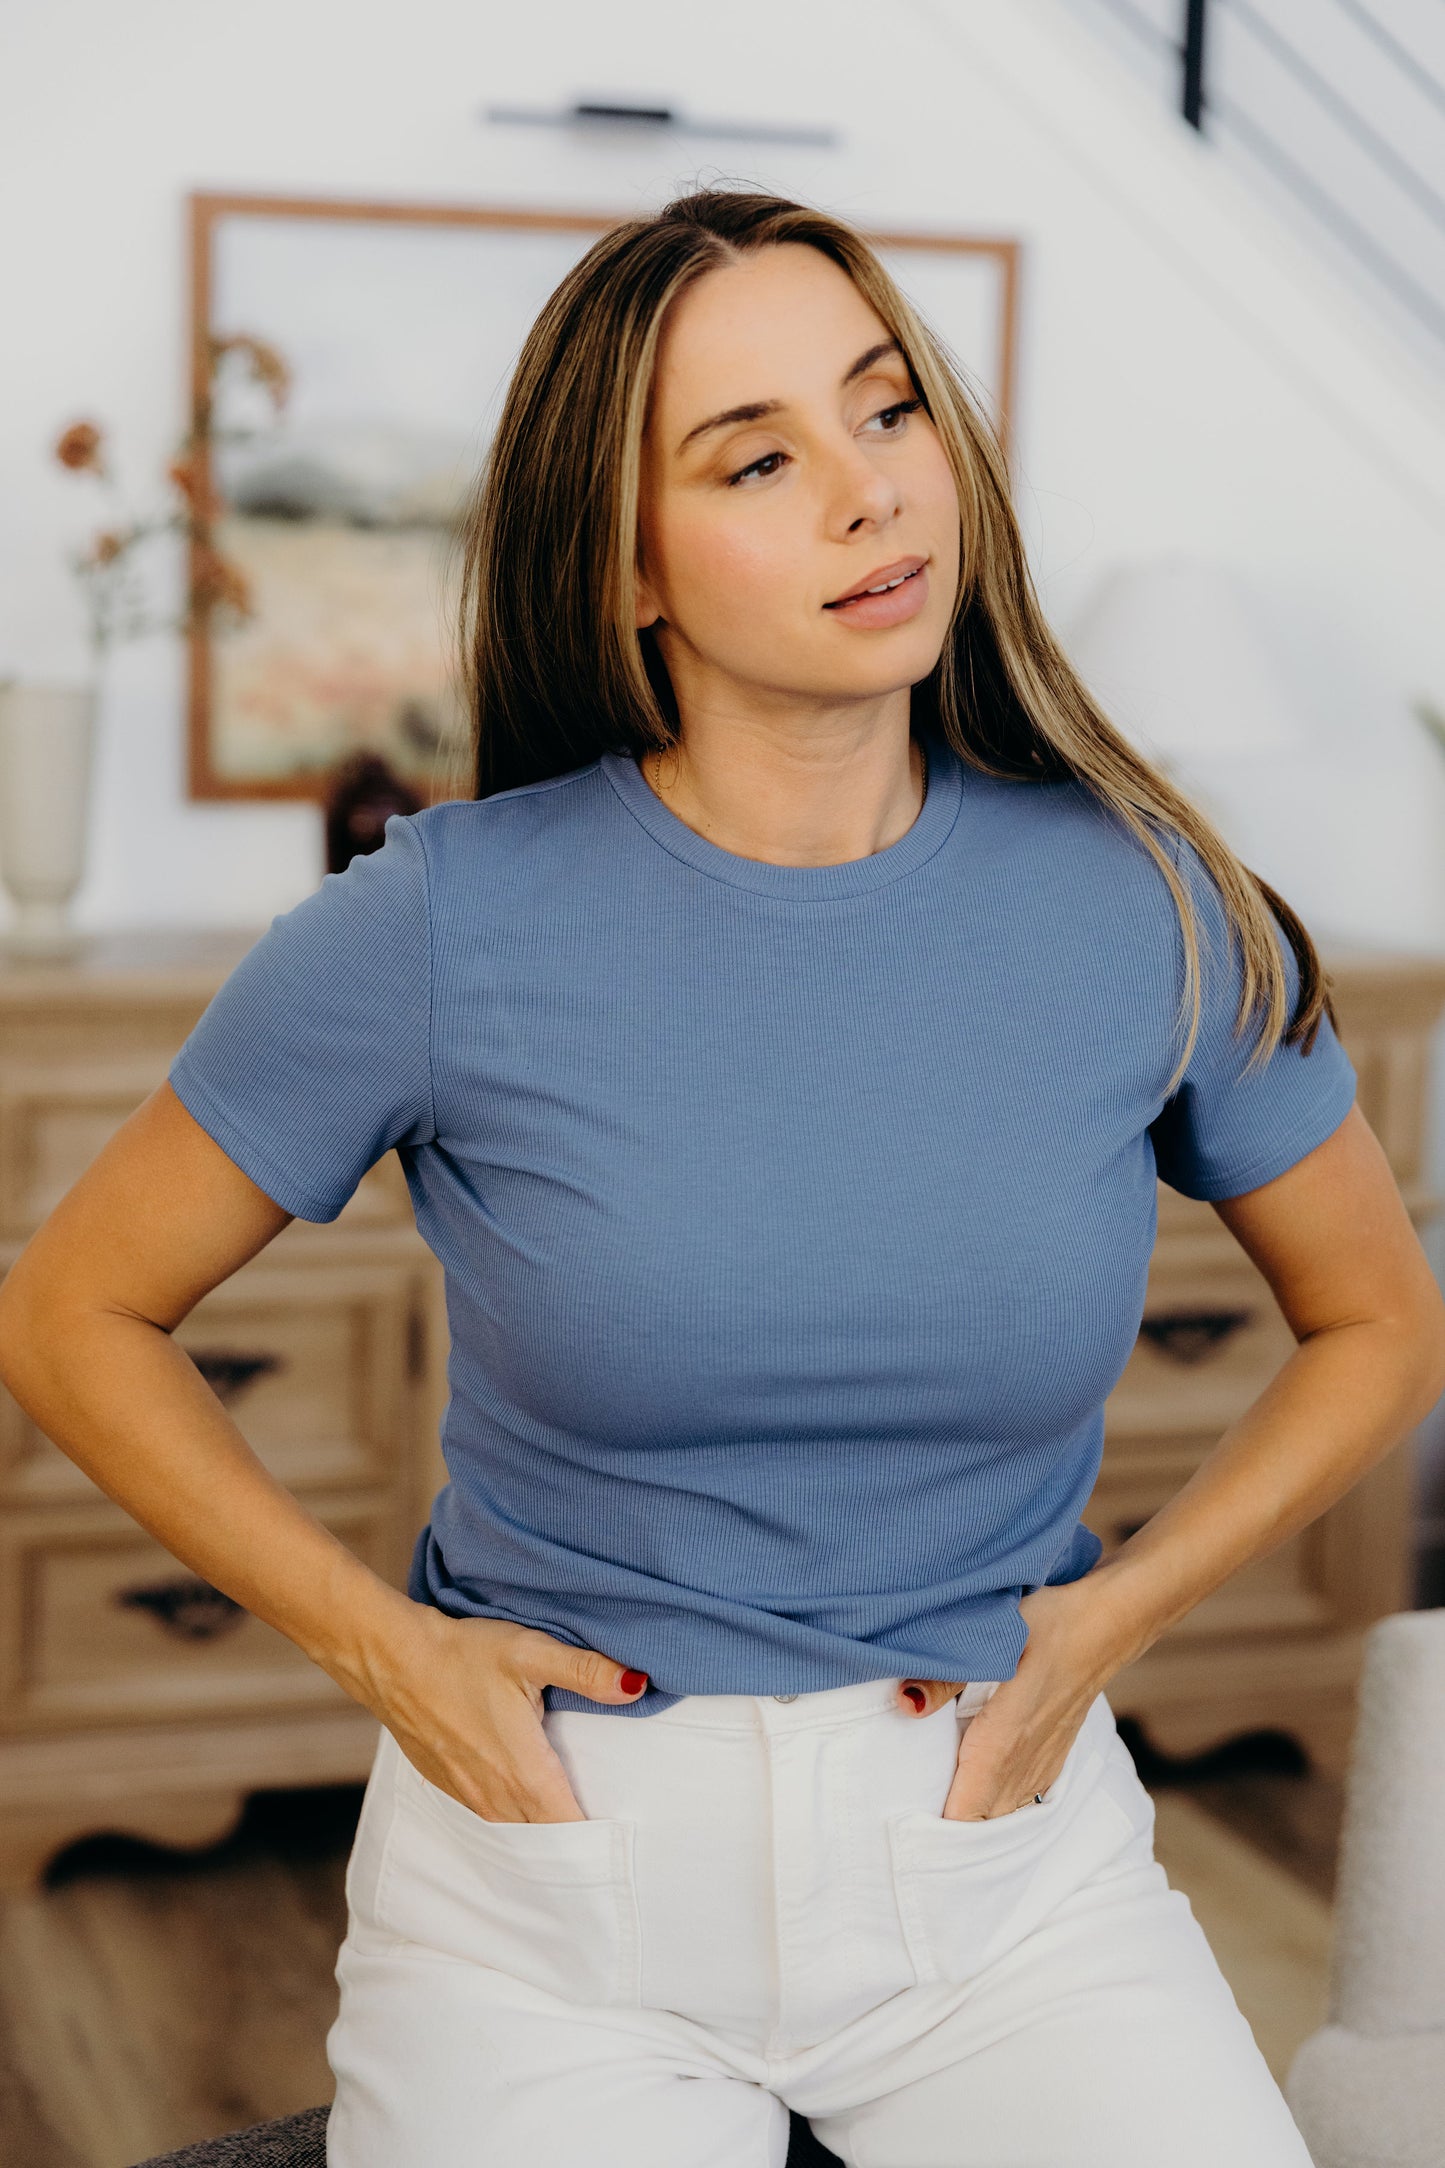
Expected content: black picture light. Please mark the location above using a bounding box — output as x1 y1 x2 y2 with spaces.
484 98 838 148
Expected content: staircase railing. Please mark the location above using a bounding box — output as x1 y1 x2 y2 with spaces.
1074 0 1445 361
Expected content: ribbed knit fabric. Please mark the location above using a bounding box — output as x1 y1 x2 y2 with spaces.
167 725 1358 1717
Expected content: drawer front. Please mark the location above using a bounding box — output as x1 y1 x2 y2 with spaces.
1105 1256 1296 1440
1082 1460 1337 1639
0 1057 171 1238
0 1494 399 1733
0 1254 432 1506
0 1056 412 1238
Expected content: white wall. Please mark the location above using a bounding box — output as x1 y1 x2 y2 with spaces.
5 0 1445 1535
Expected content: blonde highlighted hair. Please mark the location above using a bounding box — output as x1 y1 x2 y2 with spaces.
453 186 1339 1100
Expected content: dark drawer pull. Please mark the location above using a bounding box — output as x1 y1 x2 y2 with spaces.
188 1350 282 1405
114 1575 247 1640
1138 1309 1253 1365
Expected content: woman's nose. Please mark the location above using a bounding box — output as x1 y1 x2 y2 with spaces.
827 446 903 535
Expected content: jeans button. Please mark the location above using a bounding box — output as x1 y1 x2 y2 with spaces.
773 1693 799 1703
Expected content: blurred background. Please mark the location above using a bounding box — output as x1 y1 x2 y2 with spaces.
1 1 1443 2162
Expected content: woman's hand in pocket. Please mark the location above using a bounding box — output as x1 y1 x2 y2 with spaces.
896 1578 1130 1820
368 1607 648 1824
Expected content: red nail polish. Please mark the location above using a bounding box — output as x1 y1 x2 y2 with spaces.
904 1686 926 1711
620 1669 648 1693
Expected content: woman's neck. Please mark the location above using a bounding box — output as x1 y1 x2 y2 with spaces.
638 708 926 870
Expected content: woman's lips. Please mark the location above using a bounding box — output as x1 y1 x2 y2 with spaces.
823 561 929 630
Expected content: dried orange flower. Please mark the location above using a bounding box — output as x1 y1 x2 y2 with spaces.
167 453 224 523
208 333 292 410
53 325 289 654
55 420 106 474
191 543 254 619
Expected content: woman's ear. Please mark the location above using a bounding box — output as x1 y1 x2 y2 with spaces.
634 567 663 632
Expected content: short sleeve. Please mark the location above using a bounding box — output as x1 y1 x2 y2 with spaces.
1147 837 1357 1201
167 813 435 1222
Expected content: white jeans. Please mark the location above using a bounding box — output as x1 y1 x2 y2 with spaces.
325 1675 1315 2166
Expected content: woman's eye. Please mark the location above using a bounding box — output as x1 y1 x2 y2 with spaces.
868 397 923 432
723 398 922 487
726 449 787 487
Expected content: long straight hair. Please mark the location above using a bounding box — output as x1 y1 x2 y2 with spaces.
452 186 1340 1099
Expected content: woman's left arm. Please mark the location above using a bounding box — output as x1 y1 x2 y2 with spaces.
915 1102 1445 1818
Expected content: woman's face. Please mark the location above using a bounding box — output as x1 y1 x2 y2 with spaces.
635 243 963 720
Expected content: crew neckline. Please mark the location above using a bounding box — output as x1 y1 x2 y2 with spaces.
598 725 963 899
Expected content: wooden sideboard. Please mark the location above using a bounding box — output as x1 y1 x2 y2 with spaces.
0 930 450 1891
1094 944 1445 1777
0 929 1442 1887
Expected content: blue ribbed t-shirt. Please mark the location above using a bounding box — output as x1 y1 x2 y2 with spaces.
167 725 1358 1716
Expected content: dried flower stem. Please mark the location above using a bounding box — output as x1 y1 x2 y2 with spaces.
52 332 290 666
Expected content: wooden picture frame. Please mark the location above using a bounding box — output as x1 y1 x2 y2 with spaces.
185 190 1021 803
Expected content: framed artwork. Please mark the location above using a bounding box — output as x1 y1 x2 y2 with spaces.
185 190 1021 803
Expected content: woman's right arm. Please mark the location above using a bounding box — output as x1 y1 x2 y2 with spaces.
0 1080 647 1820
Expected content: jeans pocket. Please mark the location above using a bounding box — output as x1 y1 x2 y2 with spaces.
371 1728 643 2008
1095 1729 1159 1851
886 1698 1139 1985
342 1725 397 1929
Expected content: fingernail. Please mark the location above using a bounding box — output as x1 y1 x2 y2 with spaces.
903 1686 926 1711
620 1669 648 1693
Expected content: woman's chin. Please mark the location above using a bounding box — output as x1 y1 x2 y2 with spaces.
668 633 944 714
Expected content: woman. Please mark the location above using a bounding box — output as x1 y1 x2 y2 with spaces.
2 188 1441 2166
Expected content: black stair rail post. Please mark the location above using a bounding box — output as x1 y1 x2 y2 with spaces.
1182 0 1209 130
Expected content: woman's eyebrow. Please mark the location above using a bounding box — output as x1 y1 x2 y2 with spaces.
674 338 903 456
